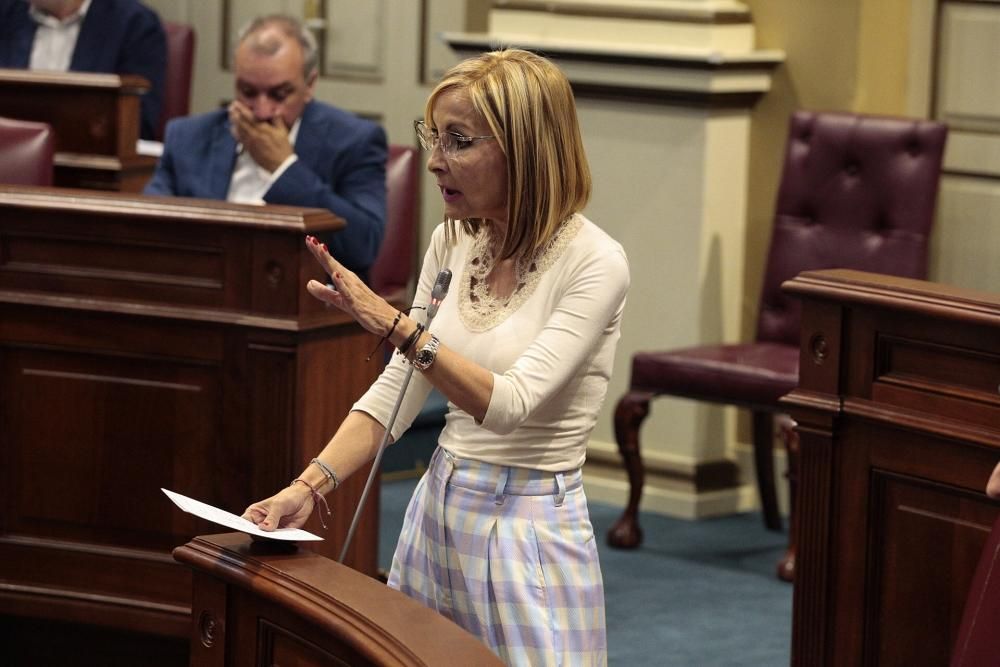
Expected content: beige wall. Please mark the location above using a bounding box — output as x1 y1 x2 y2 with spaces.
857 0 912 115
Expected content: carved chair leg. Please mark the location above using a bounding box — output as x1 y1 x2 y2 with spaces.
607 390 652 549
752 410 783 532
775 415 799 582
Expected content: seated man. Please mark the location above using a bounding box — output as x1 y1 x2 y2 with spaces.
0 0 167 140
145 14 387 281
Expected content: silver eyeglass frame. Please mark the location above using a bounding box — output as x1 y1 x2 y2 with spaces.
414 120 494 158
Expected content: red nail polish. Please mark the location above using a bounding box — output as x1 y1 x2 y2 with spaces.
335 272 342 279
322 244 329 253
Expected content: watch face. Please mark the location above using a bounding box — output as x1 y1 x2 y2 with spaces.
414 336 439 370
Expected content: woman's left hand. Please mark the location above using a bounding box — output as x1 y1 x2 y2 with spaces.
305 236 397 336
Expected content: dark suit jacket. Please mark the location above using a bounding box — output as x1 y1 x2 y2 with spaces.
144 101 388 278
0 0 167 140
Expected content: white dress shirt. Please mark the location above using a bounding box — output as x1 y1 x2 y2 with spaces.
226 119 301 205
28 0 92 71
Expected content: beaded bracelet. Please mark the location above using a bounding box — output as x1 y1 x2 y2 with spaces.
310 457 340 491
290 478 331 530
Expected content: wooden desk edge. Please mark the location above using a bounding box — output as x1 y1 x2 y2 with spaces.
173 533 503 666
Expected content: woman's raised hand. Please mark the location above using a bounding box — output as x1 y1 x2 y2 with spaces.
305 236 397 337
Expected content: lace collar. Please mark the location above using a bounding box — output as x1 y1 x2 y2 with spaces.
458 214 583 332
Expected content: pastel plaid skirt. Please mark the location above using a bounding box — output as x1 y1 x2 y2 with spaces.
387 447 607 666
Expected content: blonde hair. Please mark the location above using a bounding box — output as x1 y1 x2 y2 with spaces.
425 49 591 259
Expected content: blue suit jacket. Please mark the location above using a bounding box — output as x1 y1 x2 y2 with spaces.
0 0 167 140
144 101 388 278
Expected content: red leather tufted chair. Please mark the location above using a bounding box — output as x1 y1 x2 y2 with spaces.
951 512 1000 667
608 111 948 551
0 116 54 186
371 145 419 302
156 22 196 141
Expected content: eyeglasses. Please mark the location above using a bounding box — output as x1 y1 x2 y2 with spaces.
414 120 494 158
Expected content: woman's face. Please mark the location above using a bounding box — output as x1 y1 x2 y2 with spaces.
426 89 508 227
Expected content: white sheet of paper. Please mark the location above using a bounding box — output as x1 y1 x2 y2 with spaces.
162 488 323 541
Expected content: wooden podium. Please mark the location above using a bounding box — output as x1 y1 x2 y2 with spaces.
782 269 1000 666
0 69 156 192
0 186 382 664
173 533 502 666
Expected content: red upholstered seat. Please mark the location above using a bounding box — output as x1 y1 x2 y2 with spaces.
0 116 54 186
951 512 1000 666
608 111 948 561
630 344 799 409
157 22 196 141
371 145 419 302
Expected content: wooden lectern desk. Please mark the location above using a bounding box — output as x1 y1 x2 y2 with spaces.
782 269 1000 666
173 533 503 666
0 69 156 192
0 186 382 665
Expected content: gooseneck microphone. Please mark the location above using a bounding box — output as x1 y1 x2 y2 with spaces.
339 268 452 563
427 269 452 320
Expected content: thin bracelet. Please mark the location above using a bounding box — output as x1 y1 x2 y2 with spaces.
366 310 403 362
310 457 340 491
396 323 425 357
386 310 403 338
290 478 331 530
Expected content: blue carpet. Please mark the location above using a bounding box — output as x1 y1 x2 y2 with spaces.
379 477 792 666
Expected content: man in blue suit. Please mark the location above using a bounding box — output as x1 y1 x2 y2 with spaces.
0 0 167 140
144 14 387 281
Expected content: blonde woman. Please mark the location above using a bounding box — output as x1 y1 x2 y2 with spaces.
244 49 629 666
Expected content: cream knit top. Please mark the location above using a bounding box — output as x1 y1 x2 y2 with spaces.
352 214 630 472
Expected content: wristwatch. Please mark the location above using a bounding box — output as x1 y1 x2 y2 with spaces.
412 334 441 371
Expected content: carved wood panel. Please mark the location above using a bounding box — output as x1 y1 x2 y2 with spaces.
868 471 992 666
0 188 378 664
783 270 1000 667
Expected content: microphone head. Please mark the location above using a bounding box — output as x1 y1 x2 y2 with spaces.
427 269 452 320
431 268 452 301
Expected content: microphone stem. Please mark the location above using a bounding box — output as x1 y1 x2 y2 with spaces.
338 306 442 564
